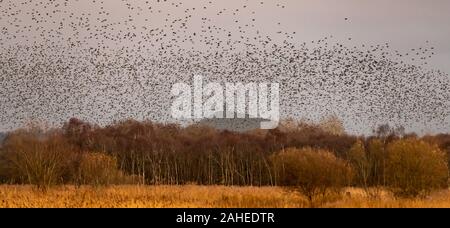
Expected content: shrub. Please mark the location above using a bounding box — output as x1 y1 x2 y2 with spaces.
75 153 124 186
318 115 345 136
0 150 8 184
271 147 353 206
385 139 448 198
347 139 385 198
347 140 370 186
2 130 74 190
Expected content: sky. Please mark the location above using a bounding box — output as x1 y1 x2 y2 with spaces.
0 0 449 135
44 0 450 71
2 0 450 69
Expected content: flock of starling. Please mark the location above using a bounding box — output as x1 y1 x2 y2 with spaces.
0 0 449 134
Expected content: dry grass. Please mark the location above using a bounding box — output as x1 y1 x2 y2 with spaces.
1 185 450 208
327 188 450 208
0 185 306 208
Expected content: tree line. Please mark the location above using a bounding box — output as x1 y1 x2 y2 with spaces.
0 118 449 200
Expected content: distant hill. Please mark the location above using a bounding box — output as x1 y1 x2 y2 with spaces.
0 132 6 145
196 111 270 132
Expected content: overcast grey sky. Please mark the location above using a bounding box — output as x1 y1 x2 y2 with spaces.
0 0 449 134
2 0 450 72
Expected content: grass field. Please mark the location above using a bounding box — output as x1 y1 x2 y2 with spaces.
1 185 450 208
